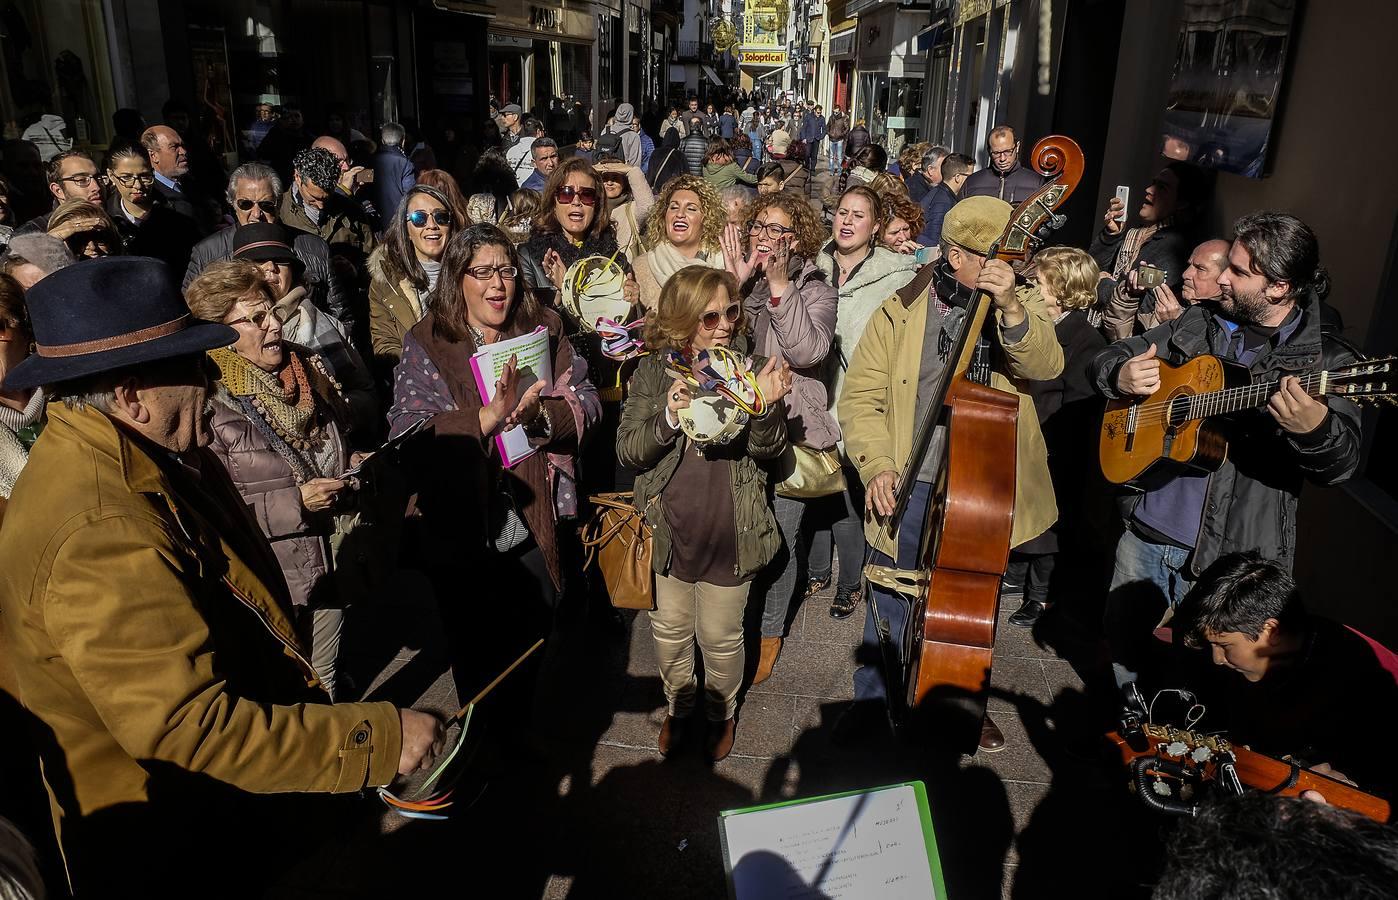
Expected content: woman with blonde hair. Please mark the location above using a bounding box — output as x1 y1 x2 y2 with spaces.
619 265 791 761
632 174 727 311
1004 245 1107 627
721 189 839 683
499 188 542 243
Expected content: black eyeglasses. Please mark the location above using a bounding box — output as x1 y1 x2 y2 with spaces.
555 186 598 207
466 265 519 281
700 303 742 331
109 172 156 187
406 209 453 228
236 198 279 214
748 221 796 239
59 173 101 188
227 307 286 330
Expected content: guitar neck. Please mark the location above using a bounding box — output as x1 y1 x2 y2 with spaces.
1183 370 1328 421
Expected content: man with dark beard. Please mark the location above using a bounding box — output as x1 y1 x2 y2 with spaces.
1090 212 1364 710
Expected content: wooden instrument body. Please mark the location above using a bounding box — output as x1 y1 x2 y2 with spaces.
908 377 1018 711
1107 724 1391 823
1100 354 1249 485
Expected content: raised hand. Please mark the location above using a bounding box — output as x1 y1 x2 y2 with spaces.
755 355 792 405
1154 283 1184 323
1103 196 1125 236
542 248 566 290
721 223 757 284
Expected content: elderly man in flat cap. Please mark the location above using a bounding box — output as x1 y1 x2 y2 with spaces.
0 256 443 894
836 195 1063 754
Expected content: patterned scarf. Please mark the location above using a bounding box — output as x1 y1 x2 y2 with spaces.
209 345 320 450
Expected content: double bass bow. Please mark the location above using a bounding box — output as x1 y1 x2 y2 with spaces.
862 136 1084 747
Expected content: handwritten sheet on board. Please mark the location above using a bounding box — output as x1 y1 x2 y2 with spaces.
722 784 938 899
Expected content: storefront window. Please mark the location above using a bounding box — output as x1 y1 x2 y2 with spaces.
0 0 118 148
856 72 888 145
884 77 924 158
489 36 590 142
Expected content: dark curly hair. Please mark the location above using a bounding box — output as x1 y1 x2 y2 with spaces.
291 147 340 193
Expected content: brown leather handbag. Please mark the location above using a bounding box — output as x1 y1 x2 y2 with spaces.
581 492 655 610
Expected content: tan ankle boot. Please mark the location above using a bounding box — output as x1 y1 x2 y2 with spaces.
753 636 782 685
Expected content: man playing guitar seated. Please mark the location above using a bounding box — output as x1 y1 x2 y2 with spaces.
836 196 1064 752
1173 552 1398 802
1089 212 1363 704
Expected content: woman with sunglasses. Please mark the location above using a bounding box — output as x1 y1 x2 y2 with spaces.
388 223 599 735
189 259 363 699
102 143 199 277
618 265 791 761
633 174 727 313
367 184 457 377
46 200 120 260
719 191 840 684
593 152 654 263
808 184 920 620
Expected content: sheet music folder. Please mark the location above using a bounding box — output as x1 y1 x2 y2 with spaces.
718 780 944 900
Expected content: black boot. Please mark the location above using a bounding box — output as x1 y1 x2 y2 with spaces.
1008 597 1051 627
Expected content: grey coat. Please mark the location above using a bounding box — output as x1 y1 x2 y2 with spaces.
1090 294 1363 575
744 258 840 450
206 352 350 609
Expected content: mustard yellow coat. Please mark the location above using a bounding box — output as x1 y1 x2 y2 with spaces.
0 404 401 891
837 275 1063 558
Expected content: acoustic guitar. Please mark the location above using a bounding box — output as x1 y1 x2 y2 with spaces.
1108 718 1391 823
1100 354 1396 485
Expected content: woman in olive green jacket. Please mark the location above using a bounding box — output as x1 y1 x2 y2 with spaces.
617 266 791 762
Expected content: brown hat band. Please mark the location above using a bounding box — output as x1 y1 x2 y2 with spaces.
234 240 294 257
35 314 192 359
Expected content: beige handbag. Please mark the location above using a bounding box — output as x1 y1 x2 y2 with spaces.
775 445 846 499
581 492 655 610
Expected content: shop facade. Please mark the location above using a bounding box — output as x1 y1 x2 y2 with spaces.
848 0 928 158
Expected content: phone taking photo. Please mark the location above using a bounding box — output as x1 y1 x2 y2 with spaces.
1114 185 1130 222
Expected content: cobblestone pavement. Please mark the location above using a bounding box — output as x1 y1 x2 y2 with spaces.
305 559 1162 900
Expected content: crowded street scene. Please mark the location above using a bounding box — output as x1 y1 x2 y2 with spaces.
0 0 1396 897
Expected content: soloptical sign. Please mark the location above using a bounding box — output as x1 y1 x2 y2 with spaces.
738 49 787 66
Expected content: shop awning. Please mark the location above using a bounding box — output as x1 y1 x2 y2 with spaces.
754 64 794 82
701 65 723 87
915 15 950 52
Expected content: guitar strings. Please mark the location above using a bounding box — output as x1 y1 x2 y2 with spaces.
1125 362 1392 427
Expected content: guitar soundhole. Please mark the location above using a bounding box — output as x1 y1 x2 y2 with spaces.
1167 395 1191 430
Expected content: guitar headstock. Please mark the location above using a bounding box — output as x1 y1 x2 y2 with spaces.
1325 357 1398 403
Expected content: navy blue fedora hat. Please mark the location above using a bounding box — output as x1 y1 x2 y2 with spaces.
4 256 237 392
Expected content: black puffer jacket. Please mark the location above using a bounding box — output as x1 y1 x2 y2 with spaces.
960 159 1045 206
681 132 708 177
1090 294 1363 575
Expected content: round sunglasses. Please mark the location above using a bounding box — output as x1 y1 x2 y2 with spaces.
700 303 742 331
555 185 598 207
407 209 453 228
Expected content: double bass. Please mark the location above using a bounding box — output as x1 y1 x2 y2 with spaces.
864 137 1084 748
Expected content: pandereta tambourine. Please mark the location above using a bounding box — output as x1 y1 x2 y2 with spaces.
560 255 631 332
667 347 766 446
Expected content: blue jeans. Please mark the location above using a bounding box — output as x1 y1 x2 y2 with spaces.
1105 528 1194 693
759 494 810 639
806 467 866 596
828 138 845 173
748 131 763 163
853 480 932 703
